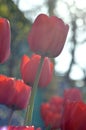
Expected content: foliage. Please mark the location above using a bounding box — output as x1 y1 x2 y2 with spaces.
0 0 32 78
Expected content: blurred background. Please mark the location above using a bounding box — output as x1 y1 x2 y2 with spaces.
0 0 86 128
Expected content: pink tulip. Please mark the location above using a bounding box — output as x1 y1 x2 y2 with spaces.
28 14 69 57
0 18 11 63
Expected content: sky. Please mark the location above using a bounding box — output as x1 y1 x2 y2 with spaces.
18 0 86 11
14 0 86 80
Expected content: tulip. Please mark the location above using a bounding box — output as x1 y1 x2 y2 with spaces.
28 14 69 57
20 54 53 87
0 75 15 106
63 88 82 103
0 126 41 130
13 79 31 109
41 96 63 129
0 75 31 109
61 101 86 130
0 18 11 63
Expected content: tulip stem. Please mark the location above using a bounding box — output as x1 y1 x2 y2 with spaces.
8 108 14 125
24 56 45 125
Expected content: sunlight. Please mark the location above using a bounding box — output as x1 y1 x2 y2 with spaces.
75 0 86 9
19 0 45 11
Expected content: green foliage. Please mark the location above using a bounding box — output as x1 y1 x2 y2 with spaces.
0 0 32 78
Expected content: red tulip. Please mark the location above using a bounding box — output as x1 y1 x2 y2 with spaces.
28 14 69 57
49 96 64 113
0 75 15 106
0 126 41 130
63 88 82 103
41 96 63 129
0 18 11 63
61 101 86 130
20 54 53 87
0 75 31 109
13 79 31 109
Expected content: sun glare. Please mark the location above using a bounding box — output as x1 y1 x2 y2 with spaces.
19 0 44 11
75 0 86 9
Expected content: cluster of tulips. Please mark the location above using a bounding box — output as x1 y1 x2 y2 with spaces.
4 13 86 130
41 88 85 130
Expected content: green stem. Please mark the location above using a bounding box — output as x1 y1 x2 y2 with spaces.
24 56 45 125
8 108 14 125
